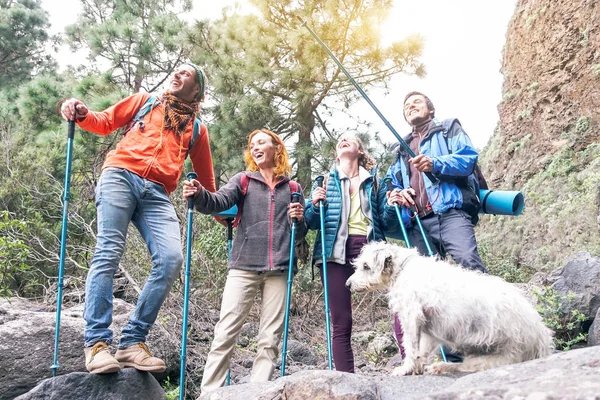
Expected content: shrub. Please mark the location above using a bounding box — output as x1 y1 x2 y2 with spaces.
533 287 588 350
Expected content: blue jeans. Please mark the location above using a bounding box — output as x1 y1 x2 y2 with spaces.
83 168 183 348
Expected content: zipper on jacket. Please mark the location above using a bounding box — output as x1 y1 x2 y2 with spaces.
269 189 275 270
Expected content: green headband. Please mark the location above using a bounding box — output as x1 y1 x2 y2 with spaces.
185 62 205 101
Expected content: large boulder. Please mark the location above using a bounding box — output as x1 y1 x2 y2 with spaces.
588 308 600 346
198 369 456 400
197 346 600 400
14 368 165 400
548 252 600 320
423 346 600 399
0 298 179 399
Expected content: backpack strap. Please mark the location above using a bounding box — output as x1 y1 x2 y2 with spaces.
185 117 203 158
124 95 203 157
123 95 160 135
288 180 299 194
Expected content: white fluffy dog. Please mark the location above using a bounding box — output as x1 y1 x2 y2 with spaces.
346 242 553 375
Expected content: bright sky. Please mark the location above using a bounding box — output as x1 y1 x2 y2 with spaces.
44 0 517 149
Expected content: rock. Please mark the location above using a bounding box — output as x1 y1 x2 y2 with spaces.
285 339 317 366
198 369 457 400
196 347 600 400
423 346 600 399
14 369 165 400
588 307 600 346
0 298 179 399
240 322 258 338
366 335 396 355
352 331 376 346
385 353 404 369
549 252 600 319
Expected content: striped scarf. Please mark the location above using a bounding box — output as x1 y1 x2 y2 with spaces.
162 93 198 136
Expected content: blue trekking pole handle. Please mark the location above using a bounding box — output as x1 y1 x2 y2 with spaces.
315 176 334 370
281 192 301 377
179 171 197 400
51 119 75 377
384 178 411 248
300 20 438 185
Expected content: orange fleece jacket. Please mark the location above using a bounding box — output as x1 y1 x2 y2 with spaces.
77 92 216 194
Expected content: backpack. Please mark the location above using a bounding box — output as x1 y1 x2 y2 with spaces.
441 118 489 225
234 173 310 264
123 95 202 156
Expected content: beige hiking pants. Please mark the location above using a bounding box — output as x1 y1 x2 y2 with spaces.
200 269 287 393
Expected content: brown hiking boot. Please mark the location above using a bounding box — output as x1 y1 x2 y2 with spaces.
84 342 121 374
115 342 166 373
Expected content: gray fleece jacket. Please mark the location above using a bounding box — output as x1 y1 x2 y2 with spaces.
193 171 307 273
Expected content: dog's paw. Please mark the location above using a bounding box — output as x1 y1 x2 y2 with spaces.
391 365 413 376
391 362 423 376
425 362 454 375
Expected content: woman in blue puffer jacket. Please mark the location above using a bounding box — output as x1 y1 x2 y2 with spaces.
304 132 402 372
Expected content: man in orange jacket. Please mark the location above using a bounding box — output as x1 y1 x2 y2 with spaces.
60 63 216 374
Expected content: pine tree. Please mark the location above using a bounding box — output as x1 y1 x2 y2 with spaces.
64 0 194 93
189 0 424 188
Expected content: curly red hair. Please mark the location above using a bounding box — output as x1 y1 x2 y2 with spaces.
243 129 291 178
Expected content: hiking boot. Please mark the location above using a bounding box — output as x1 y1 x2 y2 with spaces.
115 342 166 373
84 342 121 374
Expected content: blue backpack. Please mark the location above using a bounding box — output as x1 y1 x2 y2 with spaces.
123 95 202 156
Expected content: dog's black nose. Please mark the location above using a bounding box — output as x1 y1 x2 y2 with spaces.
345 281 351 289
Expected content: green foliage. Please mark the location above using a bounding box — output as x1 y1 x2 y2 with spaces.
0 0 57 87
64 0 194 92
0 211 31 297
189 0 425 188
162 376 180 400
478 240 534 283
534 287 588 350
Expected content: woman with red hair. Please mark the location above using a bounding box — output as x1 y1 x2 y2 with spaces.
183 129 307 393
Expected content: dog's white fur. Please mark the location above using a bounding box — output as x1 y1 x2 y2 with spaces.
347 242 553 375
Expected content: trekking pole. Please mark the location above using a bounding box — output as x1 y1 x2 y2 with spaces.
410 206 434 257
384 179 447 362
281 192 301 377
179 172 197 400
51 119 76 377
225 217 233 386
212 205 238 386
315 176 333 370
384 178 411 248
300 20 438 186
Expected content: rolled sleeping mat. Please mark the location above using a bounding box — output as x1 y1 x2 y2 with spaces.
479 189 524 216
212 205 238 219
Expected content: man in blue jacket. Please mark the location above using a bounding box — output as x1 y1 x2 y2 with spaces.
385 91 487 273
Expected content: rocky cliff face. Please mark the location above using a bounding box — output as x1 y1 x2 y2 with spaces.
478 0 600 272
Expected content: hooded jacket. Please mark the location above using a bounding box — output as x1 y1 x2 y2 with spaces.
193 171 307 273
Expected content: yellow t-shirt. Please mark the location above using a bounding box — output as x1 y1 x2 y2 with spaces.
348 190 368 236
